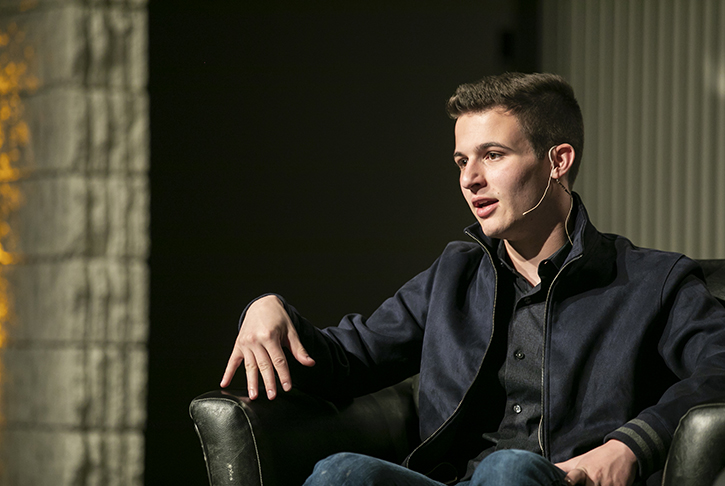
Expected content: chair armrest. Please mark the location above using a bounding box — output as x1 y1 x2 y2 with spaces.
662 402 725 486
189 377 420 486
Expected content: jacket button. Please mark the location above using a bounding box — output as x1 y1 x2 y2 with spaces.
514 350 525 360
513 404 522 414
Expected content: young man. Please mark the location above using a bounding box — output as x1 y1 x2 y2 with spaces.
220 73 725 486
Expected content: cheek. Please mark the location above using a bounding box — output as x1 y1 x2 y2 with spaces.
512 168 545 195
493 170 527 196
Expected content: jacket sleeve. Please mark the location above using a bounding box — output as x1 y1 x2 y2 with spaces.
237 254 445 401
605 256 725 478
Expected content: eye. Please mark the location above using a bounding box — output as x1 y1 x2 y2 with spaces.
485 151 503 161
454 158 468 170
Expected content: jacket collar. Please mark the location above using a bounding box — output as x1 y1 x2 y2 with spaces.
464 192 598 266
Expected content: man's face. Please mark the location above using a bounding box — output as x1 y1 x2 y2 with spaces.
454 109 551 242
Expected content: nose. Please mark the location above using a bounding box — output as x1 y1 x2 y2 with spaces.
460 160 486 192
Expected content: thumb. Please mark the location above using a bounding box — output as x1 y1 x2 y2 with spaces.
286 328 315 367
563 468 587 485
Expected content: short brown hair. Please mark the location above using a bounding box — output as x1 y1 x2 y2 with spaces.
447 72 584 185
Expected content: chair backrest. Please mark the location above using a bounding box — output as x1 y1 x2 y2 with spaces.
697 259 725 304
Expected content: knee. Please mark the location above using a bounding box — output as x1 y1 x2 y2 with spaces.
476 449 541 478
305 453 381 486
480 449 541 468
471 450 563 485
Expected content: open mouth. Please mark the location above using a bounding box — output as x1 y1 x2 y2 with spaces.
472 197 498 218
473 198 497 208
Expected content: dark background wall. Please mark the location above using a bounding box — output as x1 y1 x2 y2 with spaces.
146 1 539 483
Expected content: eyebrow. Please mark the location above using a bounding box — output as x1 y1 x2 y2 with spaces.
453 142 514 159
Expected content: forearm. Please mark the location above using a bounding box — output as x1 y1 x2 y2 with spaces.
280 294 424 400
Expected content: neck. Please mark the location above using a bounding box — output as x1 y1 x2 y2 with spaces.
504 192 573 286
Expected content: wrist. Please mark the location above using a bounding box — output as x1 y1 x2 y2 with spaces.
607 439 638 480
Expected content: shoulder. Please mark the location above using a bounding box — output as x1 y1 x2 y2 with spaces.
601 232 690 269
577 198 690 274
598 232 704 294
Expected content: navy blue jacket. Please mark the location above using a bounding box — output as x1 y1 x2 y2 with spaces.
256 196 725 483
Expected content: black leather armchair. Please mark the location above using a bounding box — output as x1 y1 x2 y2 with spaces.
190 260 725 486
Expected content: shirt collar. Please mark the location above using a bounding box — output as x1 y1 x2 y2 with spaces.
496 238 572 283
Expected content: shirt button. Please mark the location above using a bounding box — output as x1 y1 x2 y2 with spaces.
514 350 525 360
513 404 522 414
522 297 532 305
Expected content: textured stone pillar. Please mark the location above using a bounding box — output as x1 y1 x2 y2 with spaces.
0 1 149 485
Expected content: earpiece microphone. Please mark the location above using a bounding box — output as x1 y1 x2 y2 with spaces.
520 145 575 245
555 177 572 197
522 146 558 216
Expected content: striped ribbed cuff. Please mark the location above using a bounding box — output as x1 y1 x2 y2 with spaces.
605 417 671 479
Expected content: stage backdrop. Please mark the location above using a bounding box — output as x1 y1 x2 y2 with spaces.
0 0 149 485
543 0 725 259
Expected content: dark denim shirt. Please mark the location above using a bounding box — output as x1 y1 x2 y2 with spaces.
467 240 571 472
489 241 571 449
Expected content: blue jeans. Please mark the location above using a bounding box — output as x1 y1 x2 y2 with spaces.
303 449 568 486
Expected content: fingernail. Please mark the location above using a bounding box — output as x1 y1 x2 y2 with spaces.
267 389 276 399
248 388 257 399
282 381 291 392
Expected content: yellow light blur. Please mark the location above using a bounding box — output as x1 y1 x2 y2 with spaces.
0 15 38 424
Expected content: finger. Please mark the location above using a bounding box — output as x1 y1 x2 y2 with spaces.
252 345 280 400
220 347 244 388
564 468 587 485
267 345 293 392
242 348 260 400
285 327 316 367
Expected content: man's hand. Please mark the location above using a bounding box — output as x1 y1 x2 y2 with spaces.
220 295 315 399
555 440 637 486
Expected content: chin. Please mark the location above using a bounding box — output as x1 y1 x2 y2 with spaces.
478 224 504 240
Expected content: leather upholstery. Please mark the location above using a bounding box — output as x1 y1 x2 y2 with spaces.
191 259 725 486
190 378 419 486
662 403 725 486
714 469 725 486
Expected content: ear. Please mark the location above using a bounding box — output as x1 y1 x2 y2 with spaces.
549 143 575 184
